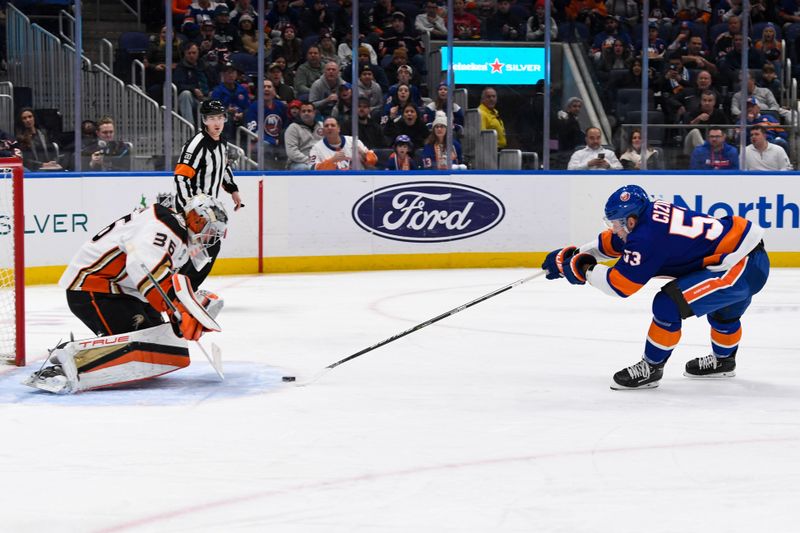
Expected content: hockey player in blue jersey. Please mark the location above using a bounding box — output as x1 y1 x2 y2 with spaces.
542 184 770 390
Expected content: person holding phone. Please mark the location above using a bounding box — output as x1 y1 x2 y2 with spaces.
567 126 623 170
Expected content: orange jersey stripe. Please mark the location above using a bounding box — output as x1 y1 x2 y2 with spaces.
599 229 622 258
79 253 128 294
608 269 644 297
647 320 682 349
703 216 748 267
711 328 742 348
684 257 747 303
85 350 191 373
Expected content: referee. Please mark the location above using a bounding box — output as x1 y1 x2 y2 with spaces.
174 99 243 289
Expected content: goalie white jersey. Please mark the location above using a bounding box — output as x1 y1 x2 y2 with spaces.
59 204 190 310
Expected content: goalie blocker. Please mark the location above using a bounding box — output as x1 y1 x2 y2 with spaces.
24 279 224 394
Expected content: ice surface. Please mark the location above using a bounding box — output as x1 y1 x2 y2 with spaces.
1 268 799 532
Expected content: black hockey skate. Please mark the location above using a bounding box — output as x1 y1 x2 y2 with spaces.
611 359 665 390
684 354 736 378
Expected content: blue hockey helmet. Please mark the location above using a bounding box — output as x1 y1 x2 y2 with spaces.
604 184 650 222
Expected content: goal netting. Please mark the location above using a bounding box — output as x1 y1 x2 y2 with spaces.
0 158 25 366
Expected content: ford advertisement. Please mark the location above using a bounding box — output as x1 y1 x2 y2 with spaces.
352 181 506 242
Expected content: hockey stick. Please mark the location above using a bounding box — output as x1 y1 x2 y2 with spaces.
297 269 547 386
141 266 225 380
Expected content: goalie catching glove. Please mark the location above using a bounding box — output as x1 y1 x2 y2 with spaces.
166 273 223 341
541 246 578 279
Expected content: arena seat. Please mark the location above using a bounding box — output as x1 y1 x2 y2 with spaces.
709 22 729 44
625 110 666 146
615 88 654 122
116 32 151 83
228 52 258 79
118 32 151 55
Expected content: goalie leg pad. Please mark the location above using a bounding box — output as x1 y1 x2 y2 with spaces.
23 324 190 394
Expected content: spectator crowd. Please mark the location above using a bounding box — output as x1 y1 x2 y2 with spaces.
4 0 800 171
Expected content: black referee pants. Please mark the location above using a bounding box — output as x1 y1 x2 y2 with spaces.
179 238 222 291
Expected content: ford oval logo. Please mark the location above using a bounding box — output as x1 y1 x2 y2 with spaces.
352 181 505 242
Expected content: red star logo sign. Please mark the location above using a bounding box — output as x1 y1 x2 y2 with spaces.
489 58 504 73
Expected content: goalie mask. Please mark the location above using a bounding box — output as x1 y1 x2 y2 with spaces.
183 194 228 269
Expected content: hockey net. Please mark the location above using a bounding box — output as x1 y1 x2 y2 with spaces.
0 158 25 366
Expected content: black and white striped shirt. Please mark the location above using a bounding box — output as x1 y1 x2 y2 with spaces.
174 131 238 211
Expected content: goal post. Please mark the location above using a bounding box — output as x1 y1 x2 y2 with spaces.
0 157 25 366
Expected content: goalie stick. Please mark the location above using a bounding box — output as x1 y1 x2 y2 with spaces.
142 266 225 380
297 269 547 386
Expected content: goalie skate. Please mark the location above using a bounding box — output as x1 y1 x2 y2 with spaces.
22 365 72 394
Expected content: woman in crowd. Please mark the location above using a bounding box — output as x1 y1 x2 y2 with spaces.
318 31 340 66
423 83 464 132
598 38 633 73
421 112 463 170
754 22 781 57
619 128 661 170
238 14 270 56
272 24 303 72
14 108 62 171
526 0 558 41
609 58 655 94
385 103 429 148
382 83 413 123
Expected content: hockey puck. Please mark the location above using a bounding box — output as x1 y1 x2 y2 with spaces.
282 376 296 382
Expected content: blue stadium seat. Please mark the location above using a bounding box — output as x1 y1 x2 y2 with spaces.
229 52 258 78
625 111 666 146
709 22 729 43
115 32 151 83
510 3 529 20
374 148 394 169
560 21 589 43
118 32 151 54
785 22 800 43
615 88 654 122
394 2 419 23
607 68 630 89
301 34 320 56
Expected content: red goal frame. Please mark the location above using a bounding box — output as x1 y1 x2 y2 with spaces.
1 157 25 366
